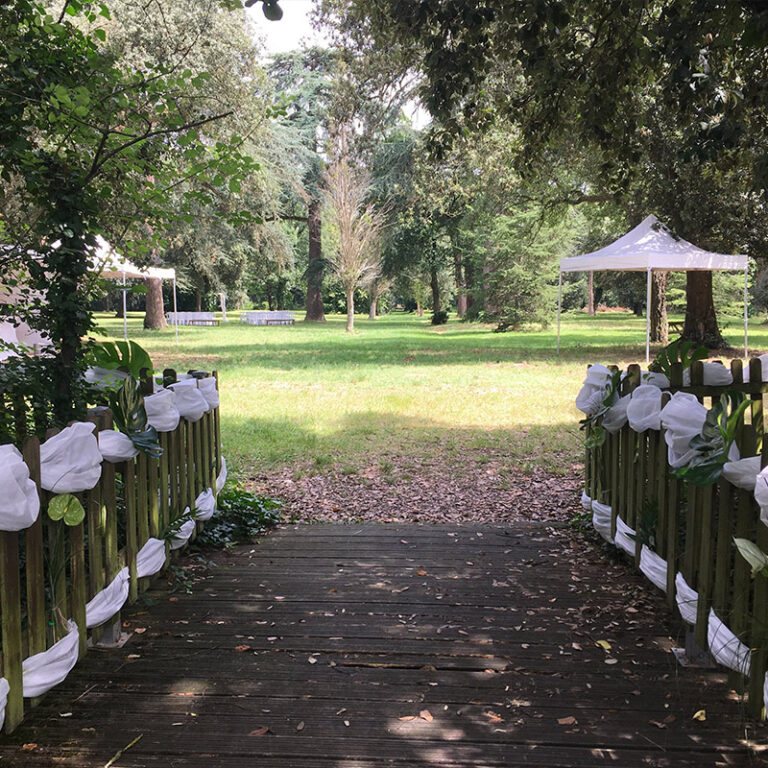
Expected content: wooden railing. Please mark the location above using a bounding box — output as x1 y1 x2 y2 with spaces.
585 358 768 717
0 369 222 732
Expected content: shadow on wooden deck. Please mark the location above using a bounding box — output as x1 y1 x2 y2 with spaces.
2 523 766 767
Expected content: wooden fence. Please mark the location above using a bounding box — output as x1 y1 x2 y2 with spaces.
585 358 768 717
0 369 222 732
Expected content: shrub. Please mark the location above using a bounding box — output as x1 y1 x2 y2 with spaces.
431 310 448 325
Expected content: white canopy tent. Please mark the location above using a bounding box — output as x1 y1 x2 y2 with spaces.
93 237 178 342
557 215 748 363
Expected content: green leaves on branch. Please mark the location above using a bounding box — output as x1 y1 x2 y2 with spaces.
48 493 85 526
652 337 707 379
109 377 163 459
674 392 750 486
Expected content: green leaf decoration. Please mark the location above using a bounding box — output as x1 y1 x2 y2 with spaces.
652 337 708 379
48 494 86 526
109 377 164 458
87 340 154 380
734 537 768 578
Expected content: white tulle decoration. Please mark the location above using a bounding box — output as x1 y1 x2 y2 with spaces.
0 678 9 731
22 620 80 698
591 500 614 543
136 538 166 578
639 545 668 592
40 422 102 493
144 389 181 432
170 382 209 422
170 513 195 550
195 488 216 521
708 609 751 676
614 516 636 556
675 572 699 626
97 430 138 463
216 457 228 493
85 568 129 628
198 377 220 409
0 444 40 531
627 385 663 432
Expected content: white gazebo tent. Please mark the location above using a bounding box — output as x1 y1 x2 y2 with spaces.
557 215 748 363
93 237 178 342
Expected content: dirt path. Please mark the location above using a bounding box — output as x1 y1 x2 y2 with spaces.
251 454 584 526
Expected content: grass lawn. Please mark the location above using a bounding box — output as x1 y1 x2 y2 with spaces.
93 309 765 518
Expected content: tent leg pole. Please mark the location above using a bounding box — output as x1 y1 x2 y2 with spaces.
645 267 652 365
173 278 179 344
556 271 562 356
122 271 128 342
744 266 749 359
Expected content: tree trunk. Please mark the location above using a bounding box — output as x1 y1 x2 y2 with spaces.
430 267 441 314
304 199 326 322
683 271 726 348
369 297 377 319
587 271 595 315
195 287 202 312
465 259 475 314
416 300 423 317
143 277 166 330
649 270 668 344
346 287 355 332
454 249 466 318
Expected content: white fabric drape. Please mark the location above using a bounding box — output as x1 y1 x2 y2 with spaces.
603 395 630 434
170 513 195 550
580 491 592 510
136 538 167 578
575 364 614 416
627 385 663 432
85 568 129 628
198 377 220 409
722 456 761 491
169 382 209 422
708 609 751 676
614 516 636 556
675 572 699 626
216 457 228 493
0 445 40 531
639 546 668 592
97 431 139 463
660 392 709 468
144 389 181 433
754 466 768 526
40 422 102 493
0 678 8 731
195 488 216 521
22 620 80 698
682 362 733 387
591 500 614 543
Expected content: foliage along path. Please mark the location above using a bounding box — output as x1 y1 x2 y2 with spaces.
1 523 765 767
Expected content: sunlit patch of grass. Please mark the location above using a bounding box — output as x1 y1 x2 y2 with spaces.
94 309 764 479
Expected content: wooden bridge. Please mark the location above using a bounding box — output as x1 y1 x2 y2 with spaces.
1 523 764 767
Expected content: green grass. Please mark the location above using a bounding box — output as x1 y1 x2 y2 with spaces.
93 309 766 480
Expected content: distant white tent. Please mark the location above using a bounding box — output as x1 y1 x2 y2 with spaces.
557 215 748 362
92 237 178 342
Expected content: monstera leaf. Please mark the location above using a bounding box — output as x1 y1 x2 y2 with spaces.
652 337 707 379
109 377 163 458
87 340 154 380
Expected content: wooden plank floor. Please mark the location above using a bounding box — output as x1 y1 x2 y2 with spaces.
2 523 767 767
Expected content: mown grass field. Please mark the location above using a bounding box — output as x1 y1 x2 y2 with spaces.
94 310 764 485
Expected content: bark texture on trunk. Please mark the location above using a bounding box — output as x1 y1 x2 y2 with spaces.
683 271 725 348
587 271 595 315
369 298 377 320
304 199 326 322
430 267 441 314
346 288 355 332
465 260 475 314
454 250 466 318
416 301 423 317
649 270 668 344
195 288 202 312
143 277 167 330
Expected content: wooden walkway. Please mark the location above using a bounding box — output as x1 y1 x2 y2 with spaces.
2 523 766 767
